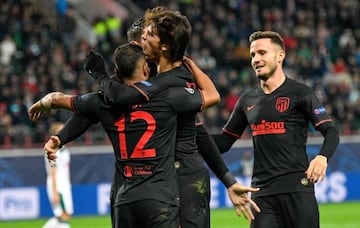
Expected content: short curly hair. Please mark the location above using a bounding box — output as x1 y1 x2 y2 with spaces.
144 7 192 62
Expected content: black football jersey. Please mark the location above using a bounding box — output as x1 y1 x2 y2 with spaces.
71 86 203 206
99 65 198 105
223 77 334 196
100 65 208 174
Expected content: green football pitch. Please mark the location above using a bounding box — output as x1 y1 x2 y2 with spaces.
0 201 359 228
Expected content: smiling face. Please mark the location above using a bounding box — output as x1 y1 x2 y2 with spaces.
250 38 285 81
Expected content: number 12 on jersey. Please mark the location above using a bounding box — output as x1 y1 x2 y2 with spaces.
114 111 157 159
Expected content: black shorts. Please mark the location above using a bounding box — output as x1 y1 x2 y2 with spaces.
114 199 180 228
251 192 319 228
177 168 210 228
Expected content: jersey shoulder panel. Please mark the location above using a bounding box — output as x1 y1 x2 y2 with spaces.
234 88 259 109
73 92 106 116
160 87 203 112
284 77 313 96
131 65 195 100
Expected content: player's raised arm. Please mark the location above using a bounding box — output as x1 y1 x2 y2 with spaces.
28 92 74 121
84 50 149 105
183 56 220 108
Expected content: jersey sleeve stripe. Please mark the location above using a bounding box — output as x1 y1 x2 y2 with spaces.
223 128 241 138
70 96 77 113
314 118 332 127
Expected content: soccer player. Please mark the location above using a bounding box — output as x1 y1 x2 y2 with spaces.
212 31 340 228
31 53 259 226
39 43 220 228
119 14 260 223
31 8 260 226
42 122 73 228
91 8 260 226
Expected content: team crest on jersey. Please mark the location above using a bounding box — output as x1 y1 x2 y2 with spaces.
276 97 290 112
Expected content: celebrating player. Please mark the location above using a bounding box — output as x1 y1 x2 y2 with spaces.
37 42 220 227
92 7 260 226
30 8 260 227
212 30 340 228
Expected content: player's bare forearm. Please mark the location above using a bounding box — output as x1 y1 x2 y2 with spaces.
28 100 51 121
29 92 74 121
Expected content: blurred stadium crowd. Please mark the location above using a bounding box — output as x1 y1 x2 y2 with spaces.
0 0 359 148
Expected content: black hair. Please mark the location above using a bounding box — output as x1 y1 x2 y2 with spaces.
127 17 145 43
113 44 144 82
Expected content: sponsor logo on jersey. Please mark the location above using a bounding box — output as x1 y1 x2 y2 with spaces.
130 104 142 110
250 119 285 136
139 80 152 87
123 165 153 177
314 106 326 115
133 166 153 175
184 87 195 94
246 104 255 111
276 97 290 112
124 165 133 177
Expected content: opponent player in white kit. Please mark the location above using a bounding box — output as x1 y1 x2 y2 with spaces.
43 122 73 228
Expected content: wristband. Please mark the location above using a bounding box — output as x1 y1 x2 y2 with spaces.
40 97 52 108
40 98 46 107
221 171 237 188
